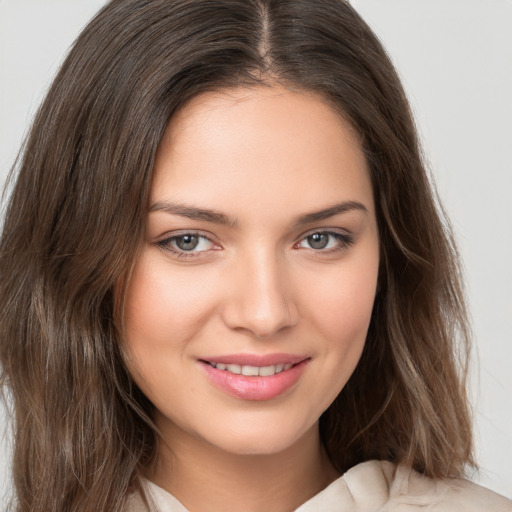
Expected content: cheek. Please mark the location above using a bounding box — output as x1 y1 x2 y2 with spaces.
276 267 377 434
123 255 219 348
299 250 378 408
302 255 379 352
121 254 220 402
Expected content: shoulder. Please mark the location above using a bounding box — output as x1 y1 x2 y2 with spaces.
341 460 512 512
123 479 189 512
123 490 146 512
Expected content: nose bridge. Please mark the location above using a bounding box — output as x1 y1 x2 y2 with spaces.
223 245 297 338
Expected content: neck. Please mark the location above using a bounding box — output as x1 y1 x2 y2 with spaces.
146 420 339 512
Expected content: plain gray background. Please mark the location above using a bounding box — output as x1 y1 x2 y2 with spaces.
1 0 511 504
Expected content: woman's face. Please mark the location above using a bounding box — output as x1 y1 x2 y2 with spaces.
123 85 380 455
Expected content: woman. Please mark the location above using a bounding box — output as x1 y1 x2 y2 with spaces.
0 0 510 511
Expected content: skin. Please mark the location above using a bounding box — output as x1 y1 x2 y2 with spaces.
122 85 380 512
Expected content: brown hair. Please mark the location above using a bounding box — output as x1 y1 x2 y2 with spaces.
0 0 474 510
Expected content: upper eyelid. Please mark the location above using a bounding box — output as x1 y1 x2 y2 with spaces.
157 226 349 239
294 227 352 241
295 230 353 246
156 227 352 243
156 232 215 248
156 234 218 259
156 230 218 243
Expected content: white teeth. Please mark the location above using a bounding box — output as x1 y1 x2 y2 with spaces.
241 365 259 376
259 365 276 376
210 362 296 376
226 364 242 374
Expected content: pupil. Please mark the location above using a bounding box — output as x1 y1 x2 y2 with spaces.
177 235 199 251
308 233 328 249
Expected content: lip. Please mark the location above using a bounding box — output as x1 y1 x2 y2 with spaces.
200 353 309 367
198 354 310 401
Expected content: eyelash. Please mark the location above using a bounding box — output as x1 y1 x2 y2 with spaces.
294 230 354 253
156 232 217 259
156 230 354 259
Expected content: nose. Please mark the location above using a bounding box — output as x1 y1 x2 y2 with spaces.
221 249 299 339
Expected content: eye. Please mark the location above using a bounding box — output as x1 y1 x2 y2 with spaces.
296 231 354 252
157 233 217 256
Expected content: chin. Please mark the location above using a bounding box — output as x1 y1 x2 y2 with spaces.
193 413 319 457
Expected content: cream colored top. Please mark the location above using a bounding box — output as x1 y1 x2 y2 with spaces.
125 460 512 511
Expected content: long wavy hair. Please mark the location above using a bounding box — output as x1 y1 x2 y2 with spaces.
0 0 474 510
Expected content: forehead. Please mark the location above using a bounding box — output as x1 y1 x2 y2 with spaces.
151 85 373 220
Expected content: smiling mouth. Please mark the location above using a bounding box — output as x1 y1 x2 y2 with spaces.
203 361 295 377
199 356 310 400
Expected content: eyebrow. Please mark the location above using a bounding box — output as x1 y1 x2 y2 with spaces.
295 201 368 225
149 200 368 227
150 201 237 227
